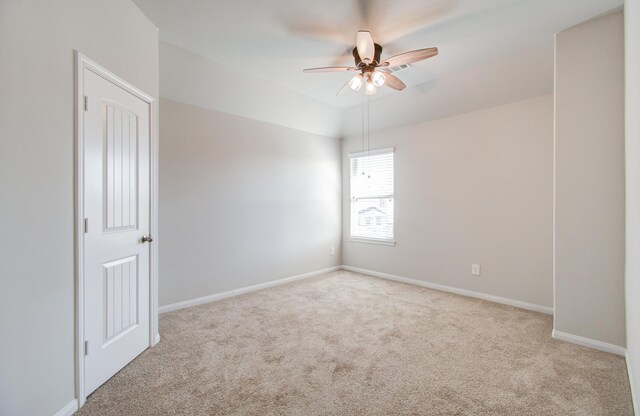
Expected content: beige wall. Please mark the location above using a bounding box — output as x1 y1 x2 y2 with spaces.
554 12 626 347
0 1 158 415
342 95 554 309
625 0 640 410
159 98 342 306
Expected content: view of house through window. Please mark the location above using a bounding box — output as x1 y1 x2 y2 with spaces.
349 148 394 242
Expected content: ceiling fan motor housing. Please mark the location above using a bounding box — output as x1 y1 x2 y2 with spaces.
353 43 383 68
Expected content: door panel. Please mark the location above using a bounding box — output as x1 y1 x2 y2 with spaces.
83 68 150 395
104 102 138 230
103 256 138 342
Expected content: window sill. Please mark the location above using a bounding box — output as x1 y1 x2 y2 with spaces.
349 237 396 246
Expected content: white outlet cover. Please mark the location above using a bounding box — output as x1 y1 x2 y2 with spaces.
472 264 481 276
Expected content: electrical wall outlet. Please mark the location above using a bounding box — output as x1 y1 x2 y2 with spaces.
330 246 336 256
471 264 481 276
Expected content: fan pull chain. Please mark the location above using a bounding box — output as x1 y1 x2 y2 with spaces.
361 88 365 176
362 91 364 155
367 94 371 179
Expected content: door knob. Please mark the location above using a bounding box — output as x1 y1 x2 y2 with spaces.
141 235 153 243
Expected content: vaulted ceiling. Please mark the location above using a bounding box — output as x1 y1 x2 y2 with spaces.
135 0 622 111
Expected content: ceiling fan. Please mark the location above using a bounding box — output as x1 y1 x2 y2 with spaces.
303 30 438 95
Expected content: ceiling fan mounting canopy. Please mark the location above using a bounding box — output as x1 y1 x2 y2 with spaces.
303 30 438 95
353 43 383 68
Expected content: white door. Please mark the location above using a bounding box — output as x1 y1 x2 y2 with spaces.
83 68 151 395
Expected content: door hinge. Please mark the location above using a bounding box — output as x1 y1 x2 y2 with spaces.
84 340 89 356
83 95 88 111
84 218 89 233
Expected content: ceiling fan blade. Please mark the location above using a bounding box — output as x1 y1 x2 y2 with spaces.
303 66 358 73
336 79 351 96
383 73 406 91
356 30 375 63
381 47 438 68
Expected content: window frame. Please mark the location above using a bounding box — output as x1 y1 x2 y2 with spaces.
348 147 396 246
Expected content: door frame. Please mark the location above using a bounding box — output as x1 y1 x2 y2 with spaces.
74 51 159 407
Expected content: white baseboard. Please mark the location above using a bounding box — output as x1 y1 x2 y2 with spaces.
552 329 626 356
155 333 161 344
159 266 341 314
53 399 78 416
626 351 639 414
341 265 554 315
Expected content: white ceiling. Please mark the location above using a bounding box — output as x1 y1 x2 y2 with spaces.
134 0 622 109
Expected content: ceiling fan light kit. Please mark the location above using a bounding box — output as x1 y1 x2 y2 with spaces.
365 82 377 95
371 71 386 87
303 30 438 96
349 74 364 91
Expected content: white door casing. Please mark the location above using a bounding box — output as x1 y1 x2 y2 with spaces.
75 53 158 405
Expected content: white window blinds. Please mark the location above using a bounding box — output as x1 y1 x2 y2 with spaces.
349 148 394 242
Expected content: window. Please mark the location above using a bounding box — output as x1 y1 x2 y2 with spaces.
349 147 394 244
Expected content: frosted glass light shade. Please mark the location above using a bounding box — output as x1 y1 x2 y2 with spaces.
349 74 364 91
372 71 386 87
365 80 377 95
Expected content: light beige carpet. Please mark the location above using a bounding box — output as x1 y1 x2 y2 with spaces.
77 270 633 415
